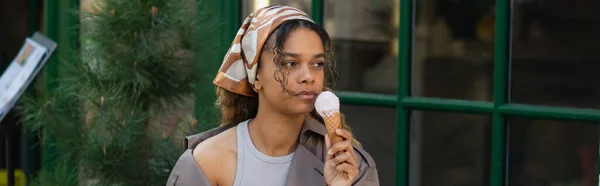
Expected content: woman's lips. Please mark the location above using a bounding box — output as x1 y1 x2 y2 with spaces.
295 91 317 100
296 94 315 100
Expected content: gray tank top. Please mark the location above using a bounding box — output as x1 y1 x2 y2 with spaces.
233 119 295 186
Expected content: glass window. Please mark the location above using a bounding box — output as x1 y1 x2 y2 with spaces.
508 117 598 185
325 1 399 184
410 111 491 186
412 0 495 101
242 0 312 18
325 0 399 94
340 104 396 186
511 0 600 109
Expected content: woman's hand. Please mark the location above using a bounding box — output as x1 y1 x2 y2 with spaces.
324 129 359 186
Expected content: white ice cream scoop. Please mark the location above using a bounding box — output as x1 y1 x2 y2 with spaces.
315 91 340 117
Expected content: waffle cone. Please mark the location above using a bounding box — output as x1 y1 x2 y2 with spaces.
323 111 350 179
323 111 343 144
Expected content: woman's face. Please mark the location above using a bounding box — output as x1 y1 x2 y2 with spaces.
255 28 325 115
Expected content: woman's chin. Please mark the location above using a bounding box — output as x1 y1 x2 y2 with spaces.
287 104 315 115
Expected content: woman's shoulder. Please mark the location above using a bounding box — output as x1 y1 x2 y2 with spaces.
192 126 238 185
193 125 237 158
166 126 238 186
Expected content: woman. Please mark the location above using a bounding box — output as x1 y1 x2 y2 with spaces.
167 5 379 186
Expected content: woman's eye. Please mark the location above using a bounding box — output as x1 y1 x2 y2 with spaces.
312 62 325 68
283 61 297 68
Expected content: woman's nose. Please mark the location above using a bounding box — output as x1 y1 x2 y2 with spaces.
299 65 315 84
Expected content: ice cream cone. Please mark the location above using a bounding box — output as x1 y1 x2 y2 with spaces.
322 111 349 180
323 110 343 145
315 91 349 179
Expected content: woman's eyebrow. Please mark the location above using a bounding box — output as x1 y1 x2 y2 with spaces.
283 52 300 58
283 52 325 59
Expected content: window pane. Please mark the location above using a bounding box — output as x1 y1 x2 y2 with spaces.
242 0 312 19
411 111 491 186
340 104 396 185
412 0 495 101
511 0 600 108
325 0 399 94
508 118 598 185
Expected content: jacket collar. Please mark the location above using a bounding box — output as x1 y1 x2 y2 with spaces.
300 114 327 137
285 144 327 186
286 115 328 186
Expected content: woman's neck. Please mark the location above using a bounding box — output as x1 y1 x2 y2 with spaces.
248 108 304 157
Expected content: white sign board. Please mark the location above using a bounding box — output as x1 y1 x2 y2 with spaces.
0 33 56 121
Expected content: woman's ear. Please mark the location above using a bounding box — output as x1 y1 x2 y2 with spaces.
253 76 262 92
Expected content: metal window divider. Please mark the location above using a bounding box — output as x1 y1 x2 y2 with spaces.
311 0 324 26
491 0 511 185
397 0 413 185
42 0 80 175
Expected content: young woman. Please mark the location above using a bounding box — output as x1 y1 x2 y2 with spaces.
167 5 379 186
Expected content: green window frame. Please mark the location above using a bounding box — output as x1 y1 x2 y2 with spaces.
312 0 600 185
42 0 80 173
41 1 600 186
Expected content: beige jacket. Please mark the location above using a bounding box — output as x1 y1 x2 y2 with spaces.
166 116 380 186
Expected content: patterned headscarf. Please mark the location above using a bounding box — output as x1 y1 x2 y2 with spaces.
212 5 314 97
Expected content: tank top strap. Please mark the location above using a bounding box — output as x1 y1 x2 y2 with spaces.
233 120 248 186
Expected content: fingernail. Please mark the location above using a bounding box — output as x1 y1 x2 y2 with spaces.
336 129 342 133
331 161 336 166
328 149 332 155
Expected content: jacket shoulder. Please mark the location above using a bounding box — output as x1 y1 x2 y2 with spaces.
353 146 380 185
166 150 212 186
354 145 376 169
184 124 235 150
301 131 379 185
